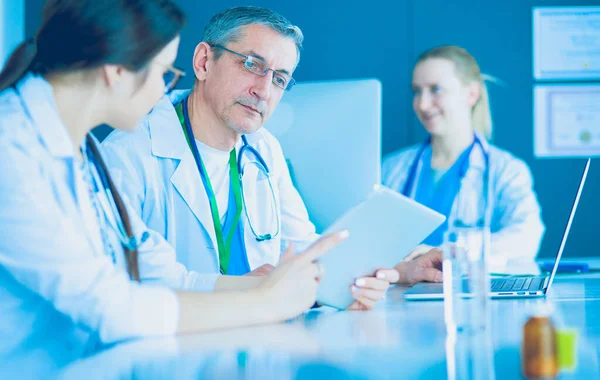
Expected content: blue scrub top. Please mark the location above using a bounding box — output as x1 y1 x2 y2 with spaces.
222 181 251 275
414 144 474 246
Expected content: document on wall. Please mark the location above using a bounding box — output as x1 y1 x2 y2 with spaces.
534 85 600 158
533 7 600 80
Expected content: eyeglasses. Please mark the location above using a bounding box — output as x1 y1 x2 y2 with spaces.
211 44 296 91
160 64 185 94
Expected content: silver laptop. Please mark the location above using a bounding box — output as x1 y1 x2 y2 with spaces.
264 79 381 232
404 158 590 300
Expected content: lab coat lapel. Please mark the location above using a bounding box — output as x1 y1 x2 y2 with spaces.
146 94 219 251
170 153 219 250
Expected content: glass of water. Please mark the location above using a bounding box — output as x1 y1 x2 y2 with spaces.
442 225 492 334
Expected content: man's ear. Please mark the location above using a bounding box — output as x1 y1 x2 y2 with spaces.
192 42 213 81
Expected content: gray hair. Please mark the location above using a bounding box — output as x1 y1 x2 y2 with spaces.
202 6 304 65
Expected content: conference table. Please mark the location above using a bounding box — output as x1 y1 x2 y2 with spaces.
57 272 600 379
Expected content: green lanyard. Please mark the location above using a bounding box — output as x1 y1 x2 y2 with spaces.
175 101 243 274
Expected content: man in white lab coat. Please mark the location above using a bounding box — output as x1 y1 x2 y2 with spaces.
102 6 441 309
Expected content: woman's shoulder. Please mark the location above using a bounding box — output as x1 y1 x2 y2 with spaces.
382 144 422 168
0 84 41 152
0 86 25 126
487 144 534 183
381 144 423 186
488 145 530 168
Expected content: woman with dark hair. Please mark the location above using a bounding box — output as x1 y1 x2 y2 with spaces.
0 0 345 372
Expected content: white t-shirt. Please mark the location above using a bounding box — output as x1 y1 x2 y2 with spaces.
195 139 241 223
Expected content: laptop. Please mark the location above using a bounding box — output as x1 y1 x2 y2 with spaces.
403 158 590 300
263 79 382 232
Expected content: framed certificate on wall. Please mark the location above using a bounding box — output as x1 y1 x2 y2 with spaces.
533 7 600 80
534 84 600 158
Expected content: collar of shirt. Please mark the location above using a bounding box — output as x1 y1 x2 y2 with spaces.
16 73 75 158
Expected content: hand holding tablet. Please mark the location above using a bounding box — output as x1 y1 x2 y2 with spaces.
315 185 446 309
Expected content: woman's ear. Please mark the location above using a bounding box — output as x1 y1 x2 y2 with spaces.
101 64 125 89
467 81 482 107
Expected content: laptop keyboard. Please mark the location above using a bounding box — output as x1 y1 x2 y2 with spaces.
491 277 546 292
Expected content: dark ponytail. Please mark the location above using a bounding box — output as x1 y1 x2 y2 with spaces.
0 40 37 92
86 135 140 281
0 0 185 92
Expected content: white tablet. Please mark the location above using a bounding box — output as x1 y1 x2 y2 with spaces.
315 185 445 309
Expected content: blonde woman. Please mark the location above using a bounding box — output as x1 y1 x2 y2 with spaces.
383 46 544 270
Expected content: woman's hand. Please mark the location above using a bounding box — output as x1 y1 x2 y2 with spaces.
257 231 348 321
245 264 275 276
346 269 399 310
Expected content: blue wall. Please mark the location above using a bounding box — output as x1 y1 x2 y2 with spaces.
1 0 25 67
25 0 600 258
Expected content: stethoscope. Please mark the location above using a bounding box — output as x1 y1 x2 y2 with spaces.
16 85 145 253
82 135 149 251
402 134 493 229
238 135 282 241
15 81 147 283
238 135 269 180
181 96 281 241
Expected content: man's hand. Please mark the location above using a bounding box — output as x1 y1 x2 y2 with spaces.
395 248 443 285
403 244 436 261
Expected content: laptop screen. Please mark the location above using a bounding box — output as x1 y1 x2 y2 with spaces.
546 159 590 291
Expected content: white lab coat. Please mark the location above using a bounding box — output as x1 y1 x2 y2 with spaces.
101 90 318 274
0 74 216 375
382 135 545 268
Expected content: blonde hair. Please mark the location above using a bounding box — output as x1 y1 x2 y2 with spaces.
416 46 493 140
